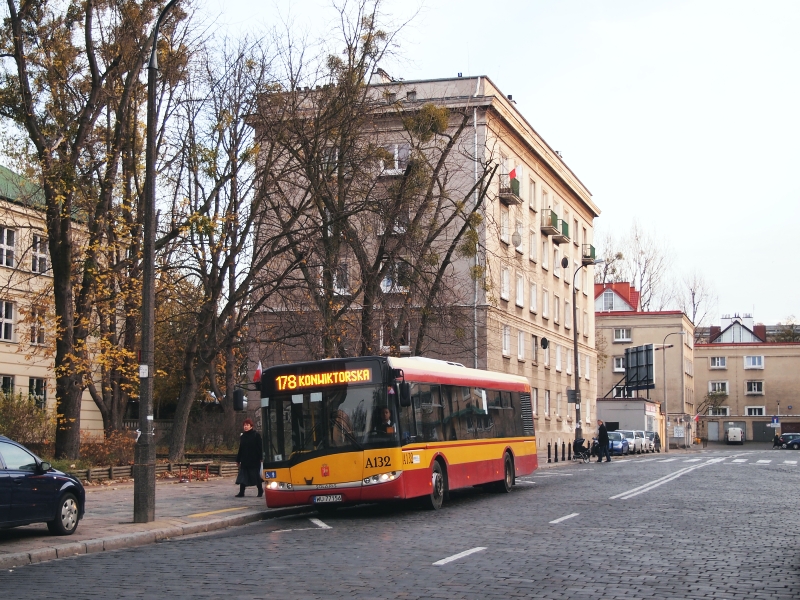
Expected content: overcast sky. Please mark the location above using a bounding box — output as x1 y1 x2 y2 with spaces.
203 0 800 325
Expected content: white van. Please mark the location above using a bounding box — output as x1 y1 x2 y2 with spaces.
726 427 744 445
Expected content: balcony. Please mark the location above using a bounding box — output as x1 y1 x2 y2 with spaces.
540 210 559 236
498 175 522 205
552 219 569 245
581 244 596 265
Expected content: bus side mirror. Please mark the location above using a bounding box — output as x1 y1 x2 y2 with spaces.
399 382 411 407
233 388 246 411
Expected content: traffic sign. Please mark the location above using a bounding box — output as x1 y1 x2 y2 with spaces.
772 416 780 425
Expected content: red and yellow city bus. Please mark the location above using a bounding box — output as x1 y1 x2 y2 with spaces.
259 356 537 510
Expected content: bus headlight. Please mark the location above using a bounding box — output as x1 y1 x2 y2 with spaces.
267 481 292 490
362 471 401 486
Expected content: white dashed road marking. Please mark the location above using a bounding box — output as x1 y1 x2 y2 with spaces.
433 547 487 566
784 461 798 465
756 460 772 464
549 513 580 524
684 459 701 462
732 459 748 463
658 458 677 462
308 518 331 529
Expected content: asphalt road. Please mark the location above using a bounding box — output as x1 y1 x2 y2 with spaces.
2 447 798 599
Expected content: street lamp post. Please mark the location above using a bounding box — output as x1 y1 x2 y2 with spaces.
661 330 686 454
133 0 180 524
563 255 604 442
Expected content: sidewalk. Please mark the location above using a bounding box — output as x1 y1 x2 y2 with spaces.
0 475 313 569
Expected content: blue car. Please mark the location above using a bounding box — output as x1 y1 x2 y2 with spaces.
786 437 800 450
0 436 86 535
608 431 630 456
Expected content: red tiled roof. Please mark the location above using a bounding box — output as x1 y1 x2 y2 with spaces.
594 282 640 311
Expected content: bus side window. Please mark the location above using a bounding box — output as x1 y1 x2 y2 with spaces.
420 385 444 442
442 385 458 441
487 389 506 438
398 391 417 445
510 391 524 436
474 388 494 439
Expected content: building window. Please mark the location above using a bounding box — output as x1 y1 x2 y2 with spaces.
532 388 538 414
0 301 13 341
500 267 510 300
573 218 579 246
0 227 15 267
583 310 588 337
582 268 588 294
500 207 509 244
29 377 46 409
502 325 510 356
531 335 538 362
744 355 764 370
710 356 726 369
543 189 549 210
542 288 549 319
380 318 410 354
406 90 416 101
380 143 410 173
541 240 549 270
30 306 45 345
565 300 571 329
585 355 591 380
544 390 550 416
708 406 729 416
31 234 48 274
529 282 537 314
573 260 580 291
745 406 765 416
553 248 560 278
612 385 632 398
381 260 411 293
556 392 562 416
529 230 537 262
709 381 729 394
746 381 764 395
544 344 550 368
517 330 525 360
613 356 625 372
555 345 562 372
514 220 523 254
553 295 560 324
529 180 537 212
603 290 614 311
566 351 573 375
1 375 13 395
333 262 349 295
515 273 524 307
613 328 631 342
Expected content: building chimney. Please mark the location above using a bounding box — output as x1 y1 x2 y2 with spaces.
753 324 767 342
709 326 721 342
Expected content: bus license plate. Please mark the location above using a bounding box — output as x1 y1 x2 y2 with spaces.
313 494 342 503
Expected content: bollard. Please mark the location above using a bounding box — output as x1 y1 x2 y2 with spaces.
562 441 566 462
547 441 552 463
554 441 558 462
568 443 572 461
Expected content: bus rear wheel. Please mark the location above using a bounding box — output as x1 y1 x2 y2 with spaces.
494 453 514 493
425 461 446 510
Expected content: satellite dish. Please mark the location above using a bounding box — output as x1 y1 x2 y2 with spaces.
541 337 549 349
511 231 522 248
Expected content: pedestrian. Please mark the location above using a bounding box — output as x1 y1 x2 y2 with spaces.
772 433 782 449
654 432 662 453
235 418 263 498
596 420 611 463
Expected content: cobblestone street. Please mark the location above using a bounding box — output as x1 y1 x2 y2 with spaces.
2 447 798 599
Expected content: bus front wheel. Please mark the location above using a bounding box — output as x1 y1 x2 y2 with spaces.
494 453 514 493
425 461 446 510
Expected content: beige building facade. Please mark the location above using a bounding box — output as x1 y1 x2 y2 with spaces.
0 167 102 437
595 283 694 447
694 315 800 441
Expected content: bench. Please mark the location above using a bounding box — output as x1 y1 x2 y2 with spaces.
177 461 212 482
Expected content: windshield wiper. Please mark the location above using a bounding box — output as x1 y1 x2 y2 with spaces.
334 419 363 450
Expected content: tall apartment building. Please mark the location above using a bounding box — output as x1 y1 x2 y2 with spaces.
595 283 695 447
0 166 102 437
694 314 800 441
251 74 602 451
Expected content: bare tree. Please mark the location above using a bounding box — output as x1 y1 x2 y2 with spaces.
678 270 717 339
770 315 800 342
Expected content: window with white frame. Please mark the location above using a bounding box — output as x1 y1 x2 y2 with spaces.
543 189 549 210
517 330 525 360
541 240 549 270
565 300 571 329
603 290 614 311
529 230 537 262
553 248 560 277
529 180 537 212
544 344 550 367
613 328 631 342
529 282 537 313
582 268 588 294
553 295 560 323
710 356 726 369
500 267 510 300
744 355 764 369
544 389 551 416
516 272 524 307
574 260 580 291
0 301 13 341
745 406 765 416
380 143 410 173
613 356 625 372
502 324 511 356
612 385 632 398
542 288 550 319
514 219 523 253
532 388 538 413
333 262 349 295
684 359 693 376
29 377 46 409
381 260 411 293
746 380 764 395
500 208 509 244
556 392 562 416
573 218 579 246
31 234 47 274
1 375 13 395
709 381 729 394
583 310 588 337
585 355 591 380
0 227 14 267
30 306 45 345
567 351 573 375
708 406 729 416
555 345 562 372
380 317 410 353
531 335 538 362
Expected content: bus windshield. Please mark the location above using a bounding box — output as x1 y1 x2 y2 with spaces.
263 384 399 463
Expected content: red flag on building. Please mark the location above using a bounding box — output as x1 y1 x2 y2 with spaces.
509 164 523 181
253 360 262 383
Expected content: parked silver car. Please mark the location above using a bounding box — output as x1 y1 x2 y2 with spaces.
618 430 644 454
637 430 654 453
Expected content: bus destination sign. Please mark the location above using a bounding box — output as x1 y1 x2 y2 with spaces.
275 368 373 391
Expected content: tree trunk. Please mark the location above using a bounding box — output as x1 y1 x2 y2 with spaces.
168 353 202 462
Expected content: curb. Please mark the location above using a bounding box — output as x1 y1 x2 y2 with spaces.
0 505 314 570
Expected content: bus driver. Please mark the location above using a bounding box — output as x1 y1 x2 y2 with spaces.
374 407 395 435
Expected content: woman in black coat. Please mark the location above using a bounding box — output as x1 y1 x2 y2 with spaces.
235 419 263 497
